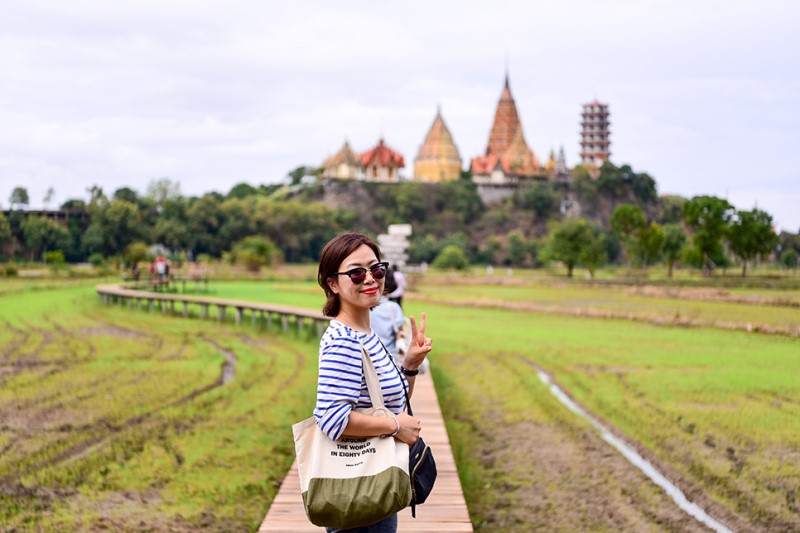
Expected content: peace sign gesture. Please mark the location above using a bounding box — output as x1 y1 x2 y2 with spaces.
404 312 432 371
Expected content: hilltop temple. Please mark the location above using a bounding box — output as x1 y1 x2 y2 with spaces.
544 146 570 183
321 138 406 182
319 74 611 191
470 74 542 186
413 108 463 182
361 139 405 181
321 141 361 180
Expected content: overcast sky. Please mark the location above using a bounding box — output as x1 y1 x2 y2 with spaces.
1 1 798 232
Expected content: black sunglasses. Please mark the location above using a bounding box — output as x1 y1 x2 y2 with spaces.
335 262 389 284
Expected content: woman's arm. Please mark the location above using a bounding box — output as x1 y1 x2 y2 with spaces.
341 411 421 444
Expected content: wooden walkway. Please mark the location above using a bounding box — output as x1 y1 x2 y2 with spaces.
259 371 473 532
97 283 473 532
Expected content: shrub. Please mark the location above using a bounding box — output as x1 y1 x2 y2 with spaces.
231 236 280 272
44 251 66 273
88 253 105 267
432 245 470 270
124 242 150 265
782 250 798 269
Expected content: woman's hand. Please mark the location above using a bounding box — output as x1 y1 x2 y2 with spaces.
403 312 432 370
394 412 421 444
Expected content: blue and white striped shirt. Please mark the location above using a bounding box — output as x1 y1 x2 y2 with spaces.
313 320 408 441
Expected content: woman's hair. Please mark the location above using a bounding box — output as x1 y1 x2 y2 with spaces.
317 232 383 317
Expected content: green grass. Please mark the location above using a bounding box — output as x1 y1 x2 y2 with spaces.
0 282 319 531
411 279 800 332
5 275 800 530
204 277 800 527
412 303 800 529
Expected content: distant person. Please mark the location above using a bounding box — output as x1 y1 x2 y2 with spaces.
371 298 428 374
372 270 427 373
371 296 407 366
388 265 406 308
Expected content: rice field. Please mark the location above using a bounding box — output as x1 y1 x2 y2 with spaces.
3 273 799 531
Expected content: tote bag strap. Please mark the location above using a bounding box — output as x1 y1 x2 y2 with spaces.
376 338 414 417
359 341 387 410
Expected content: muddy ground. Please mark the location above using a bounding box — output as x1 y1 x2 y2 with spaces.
458 359 760 533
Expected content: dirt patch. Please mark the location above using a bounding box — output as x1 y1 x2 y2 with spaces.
514 359 761 533
412 295 800 338
79 326 151 340
469 414 715 532
626 285 800 308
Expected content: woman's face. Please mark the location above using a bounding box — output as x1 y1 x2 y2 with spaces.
328 244 384 312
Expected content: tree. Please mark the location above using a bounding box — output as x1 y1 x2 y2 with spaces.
82 200 144 257
506 231 528 266
87 185 107 206
231 236 280 272
146 178 181 207
547 219 596 277
9 187 29 209
479 235 502 265
124 242 150 265
21 216 70 261
152 217 190 252
639 222 665 268
186 194 224 256
610 203 646 273
227 182 258 200
683 195 735 276
432 245 470 270
781 249 798 269
658 195 686 224
728 208 778 276
43 187 55 209
288 166 311 185
0 212 12 255
60 199 87 210
522 183 558 220
579 228 607 277
409 234 441 264
661 224 687 278
113 187 140 205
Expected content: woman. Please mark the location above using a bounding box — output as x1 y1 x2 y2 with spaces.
314 233 432 533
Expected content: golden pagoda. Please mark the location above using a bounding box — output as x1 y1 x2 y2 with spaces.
471 73 541 185
414 107 463 182
322 141 362 179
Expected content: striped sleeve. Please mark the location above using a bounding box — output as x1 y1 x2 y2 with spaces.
313 326 364 441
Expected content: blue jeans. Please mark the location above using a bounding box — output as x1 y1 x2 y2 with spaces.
325 513 397 533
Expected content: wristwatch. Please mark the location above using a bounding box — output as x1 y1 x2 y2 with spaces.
400 366 420 376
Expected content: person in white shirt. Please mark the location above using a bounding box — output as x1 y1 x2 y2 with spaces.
387 266 406 308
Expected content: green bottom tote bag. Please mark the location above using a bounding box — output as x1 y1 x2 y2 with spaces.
292 345 412 529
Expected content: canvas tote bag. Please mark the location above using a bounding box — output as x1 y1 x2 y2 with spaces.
292 344 412 529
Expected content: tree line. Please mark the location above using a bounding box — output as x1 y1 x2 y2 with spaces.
1 162 798 277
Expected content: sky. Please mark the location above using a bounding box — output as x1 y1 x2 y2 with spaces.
1 0 799 232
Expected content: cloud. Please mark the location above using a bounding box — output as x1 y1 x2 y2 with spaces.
0 0 799 231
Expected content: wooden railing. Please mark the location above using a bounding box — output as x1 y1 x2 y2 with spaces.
95 284 328 337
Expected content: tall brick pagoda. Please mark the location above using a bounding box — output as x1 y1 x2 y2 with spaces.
579 101 611 167
414 107 463 182
471 74 541 185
